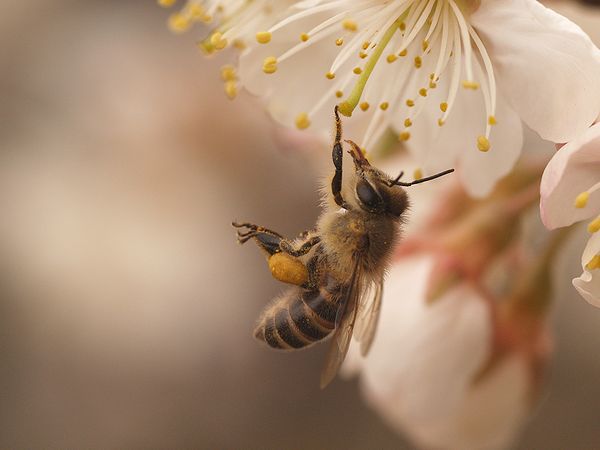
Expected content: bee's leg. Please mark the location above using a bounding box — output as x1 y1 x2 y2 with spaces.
332 106 350 210
280 236 321 257
232 222 283 256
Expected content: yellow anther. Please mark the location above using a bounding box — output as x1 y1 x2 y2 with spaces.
399 22 406 31
362 41 371 50
335 90 344 98
404 118 412 127
158 0 176 7
336 38 344 46
360 102 370 111
588 216 600 233
338 101 354 117
586 254 600 270
210 32 228 50
462 80 480 90
262 56 278 74
406 99 415 107
295 113 311 130
477 135 491 152
232 39 246 50
187 4 205 20
220 65 237 81
353 67 363 75
430 73 435 80
419 88 427 97
359 51 368 59
300 33 309 42
422 40 429 51
413 168 423 180
414 56 422 68
399 49 408 57
326 71 335 80
256 31 272 44
342 19 358 32
380 102 389 111
429 81 437 89
438 118 445 127
575 191 590 208
168 13 191 33
386 54 398 63
399 131 411 141
224 81 237 100
488 115 497 125
440 102 448 112
197 40 215 55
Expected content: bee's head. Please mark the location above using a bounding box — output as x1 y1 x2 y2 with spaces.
346 141 409 219
346 139 453 219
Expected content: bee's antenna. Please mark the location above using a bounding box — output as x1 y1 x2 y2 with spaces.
389 168 454 187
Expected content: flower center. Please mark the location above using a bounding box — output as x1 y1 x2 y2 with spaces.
257 0 497 153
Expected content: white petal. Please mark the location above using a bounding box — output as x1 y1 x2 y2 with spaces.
358 255 492 425
407 355 531 450
540 122 600 229
458 95 523 197
573 232 600 307
400 77 522 197
471 0 600 142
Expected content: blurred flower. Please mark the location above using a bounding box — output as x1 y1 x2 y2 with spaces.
158 0 295 99
540 122 600 306
345 167 559 449
237 0 600 196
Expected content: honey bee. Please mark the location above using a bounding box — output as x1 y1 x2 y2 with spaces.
233 106 453 388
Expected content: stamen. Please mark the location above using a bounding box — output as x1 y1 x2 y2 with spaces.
300 33 309 42
295 113 311 130
380 102 389 110
586 254 600 270
262 56 278 74
399 131 411 141
575 191 590 208
342 19 358 32
588 215 600 233
256 31 272 44
413 168 423 180
477 135 490 152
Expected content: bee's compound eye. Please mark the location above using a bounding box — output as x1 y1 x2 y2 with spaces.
356 179 382 210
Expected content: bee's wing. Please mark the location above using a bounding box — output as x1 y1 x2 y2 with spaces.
319 259 364 389
354 275 383 356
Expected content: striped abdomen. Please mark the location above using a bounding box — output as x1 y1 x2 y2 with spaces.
254 277 344 350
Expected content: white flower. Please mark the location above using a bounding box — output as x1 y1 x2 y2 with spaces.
158 0 296 98
540 122 600 306
346 255 532 450
237 0 600 196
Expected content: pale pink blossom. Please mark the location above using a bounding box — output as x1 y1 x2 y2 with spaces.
540 122 600 306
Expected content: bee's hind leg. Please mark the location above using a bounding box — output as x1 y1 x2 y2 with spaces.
232 222 320 257
232 222 283 256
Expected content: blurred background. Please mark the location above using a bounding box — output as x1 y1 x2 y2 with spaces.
1 1 599 448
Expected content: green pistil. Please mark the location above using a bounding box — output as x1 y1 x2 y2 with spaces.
338 13 407 117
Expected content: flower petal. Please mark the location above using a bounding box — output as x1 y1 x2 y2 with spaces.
540 123 600 229
400 76 522 197
471 0 600 142
573 232 600 307
357 255 492 425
